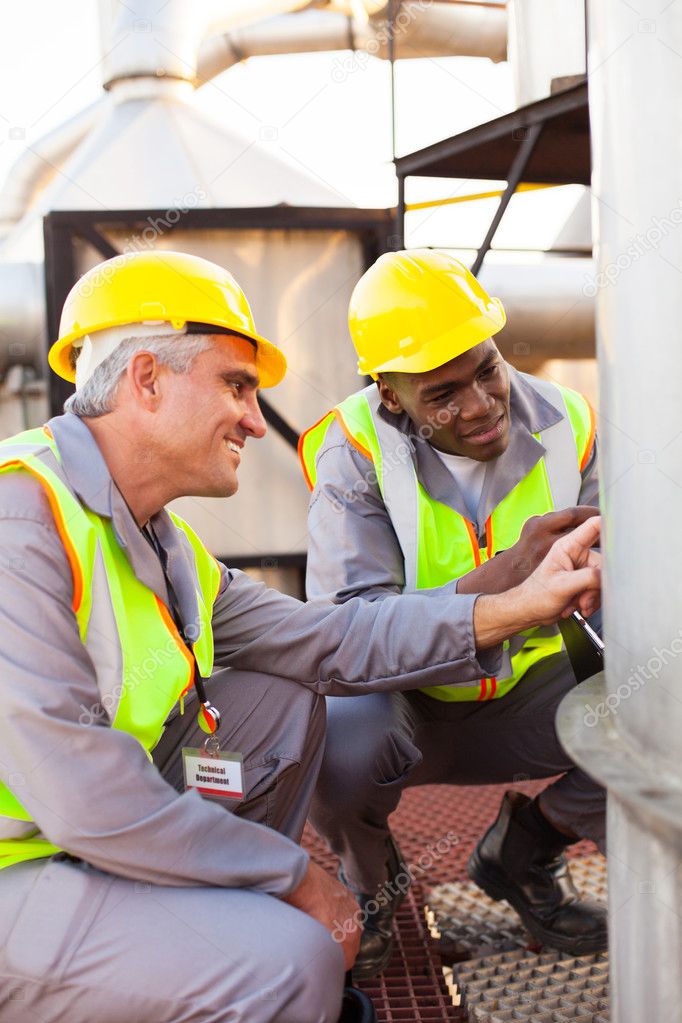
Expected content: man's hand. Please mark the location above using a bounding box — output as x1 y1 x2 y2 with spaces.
457 507 599 595
473 516 602 648
282 859 362 970
505 506 599 585
513 514 601 625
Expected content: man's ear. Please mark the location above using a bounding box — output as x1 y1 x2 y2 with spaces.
376 375 404 415
127 351 162 410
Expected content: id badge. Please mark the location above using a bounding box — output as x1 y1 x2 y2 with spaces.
182 746 244 800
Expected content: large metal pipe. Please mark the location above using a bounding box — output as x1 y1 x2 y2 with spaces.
99 1 404 89
99 0 315 88
196 2 507 85
479 258 595 359
0 255 597 373
557 3 682 1020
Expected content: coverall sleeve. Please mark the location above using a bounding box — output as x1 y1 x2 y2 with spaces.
0 475 308 894
305 420 408 602
212 568 502 696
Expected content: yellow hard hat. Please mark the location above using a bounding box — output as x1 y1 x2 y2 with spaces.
49 250 286 388
348 248 506 378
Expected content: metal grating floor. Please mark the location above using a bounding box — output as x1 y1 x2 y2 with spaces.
302 780 608 1022
447 948 609 1023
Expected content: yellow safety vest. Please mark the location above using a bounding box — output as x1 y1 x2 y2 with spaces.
0 426 222 869
300 380 595 702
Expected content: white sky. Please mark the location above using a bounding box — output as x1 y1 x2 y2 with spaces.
0 1 583 251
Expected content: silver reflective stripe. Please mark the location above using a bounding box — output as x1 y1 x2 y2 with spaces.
0 818 36 839
1 444 64 480
498 643 514 679
366 388 421 592
19 447 127 724
529 377 581 510
364 382 579 684
508 379 582 659
83 544 124 724
364 395 513 678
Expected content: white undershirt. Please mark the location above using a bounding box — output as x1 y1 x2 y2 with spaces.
433 447 487 522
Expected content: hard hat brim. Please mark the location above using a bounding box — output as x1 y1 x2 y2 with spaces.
49 322 287 389
358 296 506 378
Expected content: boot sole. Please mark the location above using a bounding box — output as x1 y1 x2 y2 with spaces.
467 849 608 957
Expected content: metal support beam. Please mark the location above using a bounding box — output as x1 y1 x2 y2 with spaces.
258 397 299 451
394 82 587 183
43 216 77 415
78 225 120 260
44 206 394 234
470 122 543 276
388 0 398 163
396 175 405 250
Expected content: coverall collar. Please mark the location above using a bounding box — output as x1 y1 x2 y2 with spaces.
375 366 564 535
46 413 201 632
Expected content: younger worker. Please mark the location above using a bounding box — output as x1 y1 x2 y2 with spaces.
300 249 606 979
0 250 601 1023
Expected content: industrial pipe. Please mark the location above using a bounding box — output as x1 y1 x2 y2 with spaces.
99 0 315 89
196 2 507 86
557 3 682 1020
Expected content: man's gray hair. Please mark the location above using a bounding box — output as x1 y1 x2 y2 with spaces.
64 334 214 418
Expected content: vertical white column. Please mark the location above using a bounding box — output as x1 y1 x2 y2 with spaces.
559 3 682 1019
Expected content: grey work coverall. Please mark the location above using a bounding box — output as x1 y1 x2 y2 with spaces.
0 413 502 1023
306 368 606 895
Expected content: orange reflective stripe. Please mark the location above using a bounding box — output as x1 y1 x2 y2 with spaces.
42 425 53 440
155 596 195 698
298 441 314 491
477 676 497 700
464 519 488 700
298 411 331 492
1 460 83 615
482 520 497 699
579 401 596 472
333 407 373 464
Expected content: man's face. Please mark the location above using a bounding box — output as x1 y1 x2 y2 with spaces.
154 335 266 498
377 340 511 461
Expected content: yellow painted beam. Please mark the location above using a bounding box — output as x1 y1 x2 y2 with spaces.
406 182 556 213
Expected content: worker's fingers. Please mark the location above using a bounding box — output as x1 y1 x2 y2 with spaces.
342 923 362 971
550 515 601 569
547 505 600 533
583 548 602 570
576 587 602 619
332 887 363 971
283 860 362 971
558 561 600 591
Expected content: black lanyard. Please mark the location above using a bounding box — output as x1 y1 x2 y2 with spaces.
141 523 220 734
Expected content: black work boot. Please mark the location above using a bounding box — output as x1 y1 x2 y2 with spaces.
467 791 608 955
343 834 410 981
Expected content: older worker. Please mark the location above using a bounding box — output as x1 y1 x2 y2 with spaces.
0 250 601 1023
